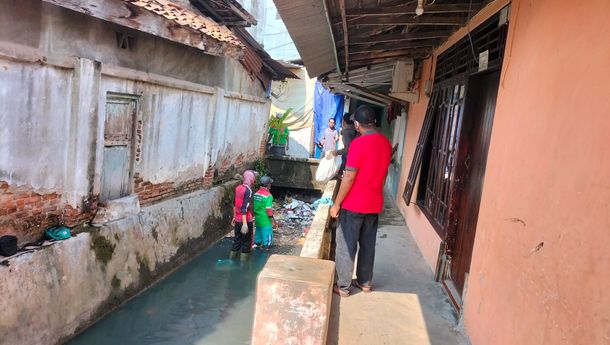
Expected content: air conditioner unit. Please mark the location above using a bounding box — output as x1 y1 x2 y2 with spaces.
390 60 419 103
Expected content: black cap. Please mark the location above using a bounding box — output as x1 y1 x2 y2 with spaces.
260 175 274 185
353 105 376 125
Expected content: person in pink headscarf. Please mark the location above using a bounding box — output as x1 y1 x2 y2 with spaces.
230 170 256 260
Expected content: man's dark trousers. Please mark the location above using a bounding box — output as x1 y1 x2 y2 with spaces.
335 209 379 290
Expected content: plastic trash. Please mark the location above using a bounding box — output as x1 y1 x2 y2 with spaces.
312 197 334 210
315 151 341 182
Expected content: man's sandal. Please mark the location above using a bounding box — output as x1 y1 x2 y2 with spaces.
354 281 373 293
333 285 350 297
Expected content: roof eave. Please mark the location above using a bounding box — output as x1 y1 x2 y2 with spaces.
273 0 339 79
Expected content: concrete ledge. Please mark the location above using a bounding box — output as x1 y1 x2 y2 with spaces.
266 155 326 191
252 255 335 345
0 181 236 345
92 194 141 225
300 180 338 259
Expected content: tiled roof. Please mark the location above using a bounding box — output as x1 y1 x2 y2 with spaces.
126 0 244 49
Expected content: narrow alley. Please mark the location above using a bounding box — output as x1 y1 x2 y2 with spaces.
1 1 609 345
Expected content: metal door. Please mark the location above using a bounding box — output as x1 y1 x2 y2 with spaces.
100 94 137 204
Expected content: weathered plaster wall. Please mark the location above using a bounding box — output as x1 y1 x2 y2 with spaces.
0 1 270 244
463 1 610 344
0 181 236 345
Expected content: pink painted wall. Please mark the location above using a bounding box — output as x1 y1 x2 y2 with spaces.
396 0 610 343
395 56 441 271
396 0 512 272
464 0 610 344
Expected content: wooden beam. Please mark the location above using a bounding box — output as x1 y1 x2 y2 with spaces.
347 48 432 62
228 3 258 26
346 3 482 16
350 55 429 69
348 30 452 45
343 15 466 26
349 39 441 54
191 0 223 22
43 0 243 58
339 0 350 76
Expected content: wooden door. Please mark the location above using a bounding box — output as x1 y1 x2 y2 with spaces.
448 70 501 296
100 95 137 204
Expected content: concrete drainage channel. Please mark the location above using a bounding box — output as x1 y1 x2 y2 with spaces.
0 176 338 345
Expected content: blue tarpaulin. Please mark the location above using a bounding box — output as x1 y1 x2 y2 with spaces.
313 81 344 158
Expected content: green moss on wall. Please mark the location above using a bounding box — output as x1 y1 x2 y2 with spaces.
90 232 115 265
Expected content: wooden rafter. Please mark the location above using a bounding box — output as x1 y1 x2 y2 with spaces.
350 55 428 69
346 3 482 16
339 0 350 76
347 48 432 62
347 30 452 45
343 15 466 26
349 39 441 54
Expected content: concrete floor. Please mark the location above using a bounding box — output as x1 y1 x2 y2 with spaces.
327 199 469 345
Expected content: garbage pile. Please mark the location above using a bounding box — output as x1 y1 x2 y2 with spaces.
272 195 316 247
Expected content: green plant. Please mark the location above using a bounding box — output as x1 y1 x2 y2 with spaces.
253 158 268 190
269 108 293 145
253 158 267 177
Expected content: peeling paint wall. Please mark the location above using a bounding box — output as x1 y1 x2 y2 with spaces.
0 0 271 244
0 182 237 345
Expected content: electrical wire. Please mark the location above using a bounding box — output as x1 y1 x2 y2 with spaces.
466 0 479 63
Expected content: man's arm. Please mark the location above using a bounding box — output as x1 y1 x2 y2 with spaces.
241 188 252 224
266 195 277 228
330 169 356 218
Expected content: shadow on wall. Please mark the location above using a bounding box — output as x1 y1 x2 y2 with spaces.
286 139 310 158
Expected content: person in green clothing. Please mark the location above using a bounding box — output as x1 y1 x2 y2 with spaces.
253 176 277 250
268 113 290 156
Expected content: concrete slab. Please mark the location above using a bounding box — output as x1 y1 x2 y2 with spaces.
252 255 335 345
327 199 469 345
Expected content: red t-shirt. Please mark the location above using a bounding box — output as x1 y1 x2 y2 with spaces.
341 132 392 214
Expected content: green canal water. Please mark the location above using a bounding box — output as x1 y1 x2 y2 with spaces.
67 238 288 345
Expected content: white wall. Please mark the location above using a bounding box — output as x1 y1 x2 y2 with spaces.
0 1 271 207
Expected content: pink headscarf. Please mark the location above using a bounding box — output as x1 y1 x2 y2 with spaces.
243 170 256 187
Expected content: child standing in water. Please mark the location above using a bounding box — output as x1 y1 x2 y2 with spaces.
253 176 276 250
230 170 256 260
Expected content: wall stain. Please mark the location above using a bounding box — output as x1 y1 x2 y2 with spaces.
505 217 526 226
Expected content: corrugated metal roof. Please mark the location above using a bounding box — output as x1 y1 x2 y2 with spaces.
273 0 338 79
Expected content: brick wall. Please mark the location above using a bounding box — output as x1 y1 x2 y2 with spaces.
0 181 98 245
134 153 251 206
1 152 259 244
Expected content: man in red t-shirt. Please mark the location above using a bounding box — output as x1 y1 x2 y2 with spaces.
330 105 392 297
